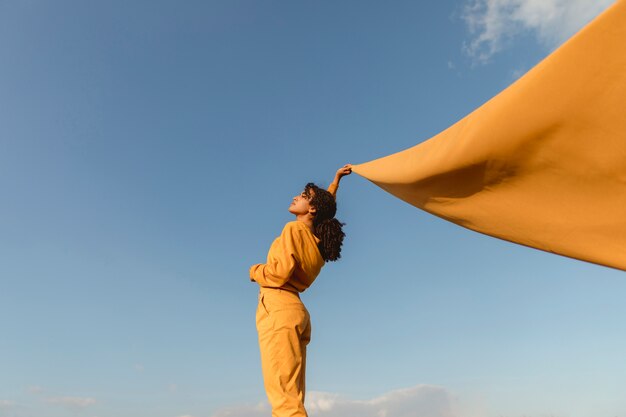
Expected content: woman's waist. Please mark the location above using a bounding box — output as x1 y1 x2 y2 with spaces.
259 286 305 307
259 286 300 297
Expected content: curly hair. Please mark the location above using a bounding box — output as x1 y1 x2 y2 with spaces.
303 183 345 262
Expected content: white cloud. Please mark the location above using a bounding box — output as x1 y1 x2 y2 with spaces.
0 400 15 417
45 396 97 409
0 400 15 409
307 385 455 417
462 0 616 63
211 384 480 417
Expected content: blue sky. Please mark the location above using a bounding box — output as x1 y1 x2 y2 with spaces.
0 1 623 417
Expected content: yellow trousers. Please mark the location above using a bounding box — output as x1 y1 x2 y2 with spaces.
256 287 311 417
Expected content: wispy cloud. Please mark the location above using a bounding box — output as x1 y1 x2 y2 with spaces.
0 400 15 417
211 384 480 417
45 396 97 409
0 400 15 409
462 0 615 63
25 387 98 413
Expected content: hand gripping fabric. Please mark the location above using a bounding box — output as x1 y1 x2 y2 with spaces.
352 0 626 271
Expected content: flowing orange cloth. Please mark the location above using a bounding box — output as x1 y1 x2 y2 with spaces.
352 0 626 271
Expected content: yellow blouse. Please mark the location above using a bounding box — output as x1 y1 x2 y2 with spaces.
250 221 324 293
250 182 339 292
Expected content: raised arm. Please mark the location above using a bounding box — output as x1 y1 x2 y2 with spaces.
327 164 352 199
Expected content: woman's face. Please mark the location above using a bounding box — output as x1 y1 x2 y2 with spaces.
289 189 314 216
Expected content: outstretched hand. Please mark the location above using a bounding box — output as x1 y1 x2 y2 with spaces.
335 164 352 180
328 164 352 198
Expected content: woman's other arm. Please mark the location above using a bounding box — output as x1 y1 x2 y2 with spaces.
250 222 301 287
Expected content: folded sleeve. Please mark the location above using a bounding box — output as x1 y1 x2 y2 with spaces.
250 223 301 287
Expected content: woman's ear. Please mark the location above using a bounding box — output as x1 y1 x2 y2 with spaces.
308 207 317 216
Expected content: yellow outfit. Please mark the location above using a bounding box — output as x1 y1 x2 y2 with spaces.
250 220 326 417
353 0 626 270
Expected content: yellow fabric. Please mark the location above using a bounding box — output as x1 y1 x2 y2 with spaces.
256 287 311 417
250 221 324 293
352 0 626 271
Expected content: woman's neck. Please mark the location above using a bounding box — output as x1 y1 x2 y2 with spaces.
295 215 314 232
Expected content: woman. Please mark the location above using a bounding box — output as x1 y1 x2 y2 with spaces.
249 164 352 417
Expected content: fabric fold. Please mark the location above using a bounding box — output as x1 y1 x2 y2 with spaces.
353 0 626 271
